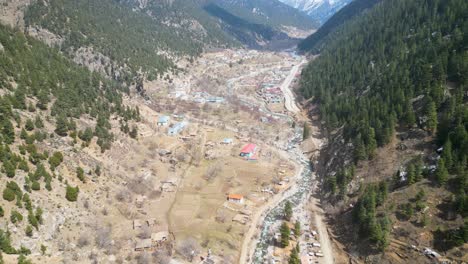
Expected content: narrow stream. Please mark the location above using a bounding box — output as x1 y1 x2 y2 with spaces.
252 127 315 263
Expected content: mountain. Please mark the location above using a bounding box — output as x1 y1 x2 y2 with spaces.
298 0 381 53
210 0 318 31
299 0 467 260
23 0 316 81
278 0 352 24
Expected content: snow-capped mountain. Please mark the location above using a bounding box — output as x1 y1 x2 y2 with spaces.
278 0 352 24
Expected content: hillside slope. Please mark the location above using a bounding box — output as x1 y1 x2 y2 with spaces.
211 0 318 30
298 0 381 53
299 0 467 261
0 23 141 262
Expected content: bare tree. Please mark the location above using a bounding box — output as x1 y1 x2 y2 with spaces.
136 252 151 264
77 235 90 247
204 162 222 182
95 225 112 251
152 249 171 264
177 237 200 262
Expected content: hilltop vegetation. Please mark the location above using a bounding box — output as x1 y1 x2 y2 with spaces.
24 0 315 81
25 0 216 80
298 0 381 53
300 0 467 256
0 22 139 259
211 0 318 30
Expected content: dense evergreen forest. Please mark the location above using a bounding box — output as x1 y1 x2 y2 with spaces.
298 0 381 53
203 3 290 48
211 0 318 31
300 0 467 251
24 0 228 80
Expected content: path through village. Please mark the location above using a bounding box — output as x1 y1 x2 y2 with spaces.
239 57 334 264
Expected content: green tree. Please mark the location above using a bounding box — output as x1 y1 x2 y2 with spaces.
25 225 33 237
17 254 32 264
441 139 453 171
426 100 438 134
303 122 311 140
3 161 16 178
76 167 85 183
25 119 34 131
294 221 301 237
280 222 290 248
54 115 68 136
284 201 293 221
40 244 46 256
2 188 15 202
2 120 15 144
435 158 449 186
407 164 415 185
288 246 300 264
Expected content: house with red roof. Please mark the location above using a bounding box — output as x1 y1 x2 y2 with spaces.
239 143 257 159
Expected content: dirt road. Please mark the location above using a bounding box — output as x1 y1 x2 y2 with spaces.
280 61 305 113
310 197 334 264
239 163 304 264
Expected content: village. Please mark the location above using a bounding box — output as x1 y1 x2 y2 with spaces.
113 49 316 263
7 48 323 264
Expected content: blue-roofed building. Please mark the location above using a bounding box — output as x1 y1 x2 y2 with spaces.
222 138 233 144
168 122 187 136
207 97 225 103
157 116 170 126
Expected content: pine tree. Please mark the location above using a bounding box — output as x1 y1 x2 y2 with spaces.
441 138 453 171
280 222 290 248
426 100 438 134
288 246 300 264
284 201 293 221
407 164 415 185
403 100 416 127
25 119 34 131
55 115 68 136
303 122 311 140
294 221 301 237
435 158 449 186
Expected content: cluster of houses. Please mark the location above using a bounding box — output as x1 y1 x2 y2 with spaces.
258 84 283 104
192 91 225 104
133 218 172 251
157 115 189 136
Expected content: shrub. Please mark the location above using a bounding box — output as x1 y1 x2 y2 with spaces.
66 185 79 202
3 188 15 201
31 181 40 191
76 167 85 183
48 151 63 170
25 225 33 237
25 119 34 131
10 210 23 224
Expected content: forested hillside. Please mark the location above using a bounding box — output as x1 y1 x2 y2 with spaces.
24 0 314 82
298 0 381 53
203 3 291 49
0 23 139 262
299 0 467 258
24 0 229 81
211 0 318 30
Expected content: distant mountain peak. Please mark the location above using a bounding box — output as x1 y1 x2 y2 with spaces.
278 0 352 24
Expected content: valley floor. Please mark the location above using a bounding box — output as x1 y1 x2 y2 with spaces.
2 48 341 264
